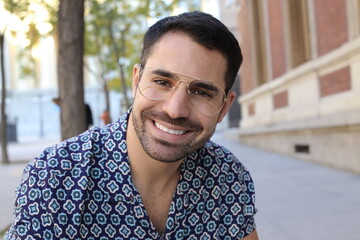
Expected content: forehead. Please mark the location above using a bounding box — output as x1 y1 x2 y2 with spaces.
145 32 227 88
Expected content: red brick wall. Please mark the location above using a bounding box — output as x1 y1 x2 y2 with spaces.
273 90 288 109
238 0 254 94
268 0 287 79
319 67 351 97
314 0 348 56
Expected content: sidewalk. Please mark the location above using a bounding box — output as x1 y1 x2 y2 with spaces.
1 133 360 239
212 133 360 240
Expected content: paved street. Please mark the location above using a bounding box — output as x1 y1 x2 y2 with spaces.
1 132 360 239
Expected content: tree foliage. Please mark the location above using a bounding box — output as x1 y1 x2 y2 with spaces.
84 0 180 111
3 0 57 78
3 0 193 130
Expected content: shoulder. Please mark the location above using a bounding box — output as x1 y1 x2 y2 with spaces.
25 116 128 181
33 127 101 171
185 140 255 195
182 141 257 238
197 140 252 178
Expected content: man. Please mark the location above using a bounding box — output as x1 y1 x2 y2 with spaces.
5 11 258 239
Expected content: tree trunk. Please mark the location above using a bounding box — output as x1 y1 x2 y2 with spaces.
107 24 131 110
103 80 111 118
0 33 9 164
58 0 86 140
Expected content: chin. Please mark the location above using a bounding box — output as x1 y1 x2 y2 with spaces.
141 138 192 163
143 134 213 163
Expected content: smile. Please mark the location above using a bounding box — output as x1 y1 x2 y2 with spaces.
155 122 187 135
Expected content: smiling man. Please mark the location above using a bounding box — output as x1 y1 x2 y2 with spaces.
5 11 258 240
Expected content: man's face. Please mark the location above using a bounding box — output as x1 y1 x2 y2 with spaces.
130 32 235 163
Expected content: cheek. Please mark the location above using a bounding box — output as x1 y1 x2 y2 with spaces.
133 94 149 108
132 96 160 115
199 118 218 133
132 97 144 115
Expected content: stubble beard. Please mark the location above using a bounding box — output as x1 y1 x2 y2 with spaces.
131 109 214 163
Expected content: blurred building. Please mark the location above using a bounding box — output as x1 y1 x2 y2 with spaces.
217 0 243 128
235 0 360 173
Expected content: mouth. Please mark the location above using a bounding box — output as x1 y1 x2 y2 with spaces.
154 121 187 135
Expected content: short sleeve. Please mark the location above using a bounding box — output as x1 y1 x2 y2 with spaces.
4 157 49 240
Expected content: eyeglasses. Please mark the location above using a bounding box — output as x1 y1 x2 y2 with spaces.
137 67 227 116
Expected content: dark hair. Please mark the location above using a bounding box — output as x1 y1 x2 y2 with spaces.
140 11 242 92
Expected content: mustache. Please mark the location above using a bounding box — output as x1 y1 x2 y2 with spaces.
142 110 202 130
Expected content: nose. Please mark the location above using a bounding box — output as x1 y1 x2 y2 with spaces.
162 82 191 119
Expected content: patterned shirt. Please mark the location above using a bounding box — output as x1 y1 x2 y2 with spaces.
5 109 256 240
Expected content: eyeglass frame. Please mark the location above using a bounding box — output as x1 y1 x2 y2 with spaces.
135 65 229 116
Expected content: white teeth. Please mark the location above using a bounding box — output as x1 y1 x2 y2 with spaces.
155 122 186 135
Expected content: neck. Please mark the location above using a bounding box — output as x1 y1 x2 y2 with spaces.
127 113 183 189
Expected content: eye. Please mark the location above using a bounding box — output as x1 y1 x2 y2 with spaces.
189 81 218 99
152 79 173 88
190 88 214 99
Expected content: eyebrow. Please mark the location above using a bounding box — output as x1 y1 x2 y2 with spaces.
192 81 219 93
151 69 179 80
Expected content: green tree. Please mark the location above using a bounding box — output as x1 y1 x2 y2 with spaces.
3 0 86 140
3 0 195 141
4 0 57 77
1 0 34 164
84 0 180 120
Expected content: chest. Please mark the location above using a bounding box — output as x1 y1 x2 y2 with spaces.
137 184 177 235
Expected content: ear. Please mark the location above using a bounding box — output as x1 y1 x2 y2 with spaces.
132 64 141 97
217 90 236 123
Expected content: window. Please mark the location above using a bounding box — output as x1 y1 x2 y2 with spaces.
287 0 311 67
251 0 268 86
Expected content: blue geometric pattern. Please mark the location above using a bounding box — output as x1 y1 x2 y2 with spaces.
5 109 256 239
